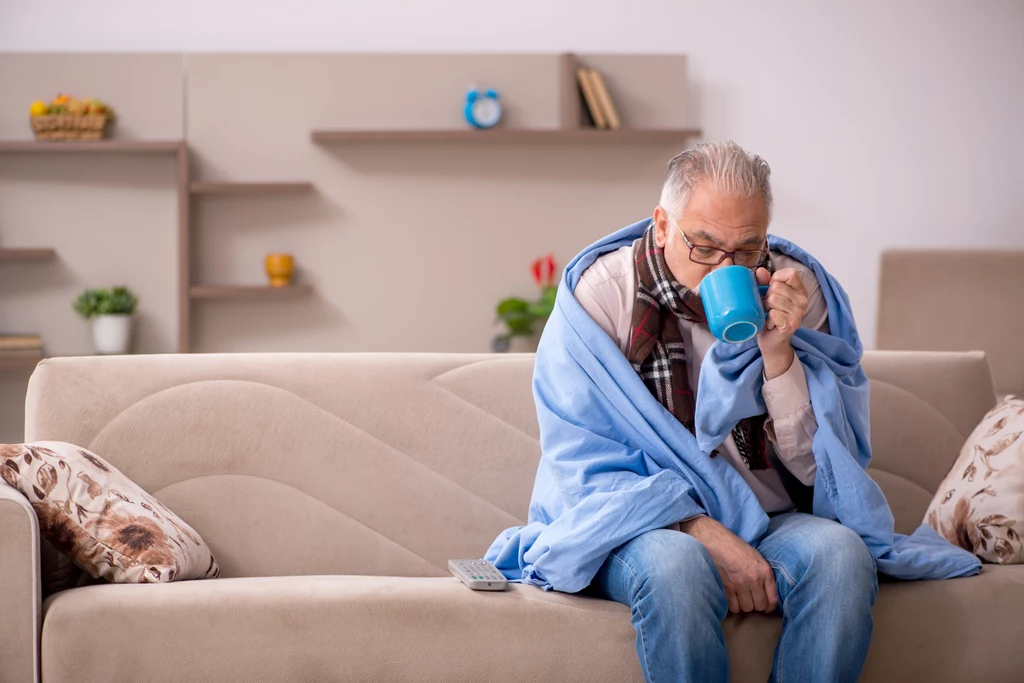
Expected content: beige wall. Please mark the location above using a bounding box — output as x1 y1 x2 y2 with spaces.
186 53 686 352
0 52 689 440
0 54 184 442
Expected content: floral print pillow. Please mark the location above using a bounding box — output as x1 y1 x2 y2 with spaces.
0 441 219 583
925 395 1024 564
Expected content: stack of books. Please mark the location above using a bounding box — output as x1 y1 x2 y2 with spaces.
576 67 622 131
0 334 44 361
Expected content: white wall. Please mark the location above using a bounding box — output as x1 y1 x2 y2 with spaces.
2 0 1023 347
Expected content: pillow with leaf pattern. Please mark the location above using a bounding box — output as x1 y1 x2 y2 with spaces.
925 395 1024 564
0 441 219 583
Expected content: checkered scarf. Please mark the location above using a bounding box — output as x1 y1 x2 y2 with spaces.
627 224 771 470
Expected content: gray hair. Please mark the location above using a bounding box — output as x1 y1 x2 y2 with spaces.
659 140 773 221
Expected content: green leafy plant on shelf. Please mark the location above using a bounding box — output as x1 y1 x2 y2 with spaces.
493 254 558 352
72 286 138 320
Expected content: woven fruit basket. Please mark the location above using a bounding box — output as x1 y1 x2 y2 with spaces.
30 114 111 141
29 95 115 141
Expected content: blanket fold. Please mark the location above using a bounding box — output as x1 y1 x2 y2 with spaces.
486 218 980 593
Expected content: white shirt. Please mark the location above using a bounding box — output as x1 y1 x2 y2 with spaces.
573 242 828 513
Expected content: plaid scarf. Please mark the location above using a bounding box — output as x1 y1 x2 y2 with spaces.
627 224 772 470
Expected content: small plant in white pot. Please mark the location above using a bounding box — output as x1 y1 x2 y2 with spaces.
73 286 138 355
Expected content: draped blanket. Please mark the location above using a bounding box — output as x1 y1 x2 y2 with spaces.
485 218 980 593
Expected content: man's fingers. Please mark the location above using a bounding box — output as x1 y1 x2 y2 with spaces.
755 267 771 286
752 585 768 612
764 573 779 613
737 590 755 613
766 280 808 311
767 309 789 333
770 268 806 293
728 592 740 614
765 291 803 317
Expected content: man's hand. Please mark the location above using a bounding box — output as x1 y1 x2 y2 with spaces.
681 515 778 614
755 267 808 380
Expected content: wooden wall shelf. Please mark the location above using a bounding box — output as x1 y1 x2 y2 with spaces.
311 129 702 145
190 181 314 195
0 140 184 153
190 285 314 300
0 356 45 371
0 248 57 262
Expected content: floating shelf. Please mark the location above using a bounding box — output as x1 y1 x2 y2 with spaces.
311 129 702 145
0 355 45 371
0 248 57 262
190 285 314 300
0 140 184 153
190 181 314 195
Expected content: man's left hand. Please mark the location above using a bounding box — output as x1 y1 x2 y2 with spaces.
755 267 808 379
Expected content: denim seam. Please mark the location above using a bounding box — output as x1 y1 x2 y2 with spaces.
609 552 656 683
776 597 793 683
767 560 796 588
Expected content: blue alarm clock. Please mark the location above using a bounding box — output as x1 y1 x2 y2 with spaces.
464 88 502 129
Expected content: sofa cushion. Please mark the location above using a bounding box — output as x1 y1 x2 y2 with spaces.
0 441 219 583
40 568 1024 683
925 395 1024 563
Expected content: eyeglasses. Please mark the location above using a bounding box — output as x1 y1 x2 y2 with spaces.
671 218 766 268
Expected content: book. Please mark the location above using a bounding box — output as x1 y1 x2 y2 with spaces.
588 69 621 130
0 334 42 351
576 68 608 129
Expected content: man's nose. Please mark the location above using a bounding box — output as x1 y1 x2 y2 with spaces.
714 255 736 269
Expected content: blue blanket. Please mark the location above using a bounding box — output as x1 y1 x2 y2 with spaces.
485 218 980 593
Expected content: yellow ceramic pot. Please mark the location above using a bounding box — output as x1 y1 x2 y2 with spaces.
264 253 295 287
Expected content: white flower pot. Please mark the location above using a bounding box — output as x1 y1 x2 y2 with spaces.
92 314 133 355
507 335 540 353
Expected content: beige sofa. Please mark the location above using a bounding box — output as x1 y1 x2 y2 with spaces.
877 249 1024 397
2 350 1021 683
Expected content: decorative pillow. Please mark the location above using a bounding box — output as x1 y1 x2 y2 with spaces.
0 441 219 583
925 395 1024 564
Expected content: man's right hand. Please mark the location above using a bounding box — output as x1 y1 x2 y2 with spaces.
680 515 778 614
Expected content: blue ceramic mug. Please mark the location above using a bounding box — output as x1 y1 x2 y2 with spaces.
698 265 770 343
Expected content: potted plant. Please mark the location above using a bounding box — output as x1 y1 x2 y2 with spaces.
493 254 558 353
72 286 138 355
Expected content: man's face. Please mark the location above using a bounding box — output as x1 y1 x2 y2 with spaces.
653 182 771 291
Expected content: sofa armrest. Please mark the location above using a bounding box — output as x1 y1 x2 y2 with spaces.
0 484 40 683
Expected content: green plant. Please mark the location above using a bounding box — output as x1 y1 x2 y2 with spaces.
493 254 558 352
72 286 138 320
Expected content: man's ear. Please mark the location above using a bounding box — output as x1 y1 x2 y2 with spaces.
652 206 670 249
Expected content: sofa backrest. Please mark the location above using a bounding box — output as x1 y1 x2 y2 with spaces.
861 350 995 533
25 350 995 579
877 249 1024 397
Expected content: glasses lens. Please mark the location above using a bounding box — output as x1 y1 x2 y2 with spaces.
689 246 725 265
734 250 764 268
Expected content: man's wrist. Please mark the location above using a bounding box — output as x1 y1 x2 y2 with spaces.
680 514 709 534
762 345 795 381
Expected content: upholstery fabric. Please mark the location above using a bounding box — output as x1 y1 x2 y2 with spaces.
925 395 1024 563
877 249 1024 396
38 567 1024 683
0 483 40 683
14 350 1022 683
0 442 219 583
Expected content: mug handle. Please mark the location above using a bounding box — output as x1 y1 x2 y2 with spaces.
758 285 770 319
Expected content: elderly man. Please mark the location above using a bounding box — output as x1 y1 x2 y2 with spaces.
486 141 978 683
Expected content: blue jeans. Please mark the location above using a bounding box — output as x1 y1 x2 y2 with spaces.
587 513 878 683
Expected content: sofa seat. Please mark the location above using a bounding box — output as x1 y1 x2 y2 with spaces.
41 575 642 683
41 566 1024 683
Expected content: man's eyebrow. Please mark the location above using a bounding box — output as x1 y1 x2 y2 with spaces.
693 229 764 248
692 229 726 246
